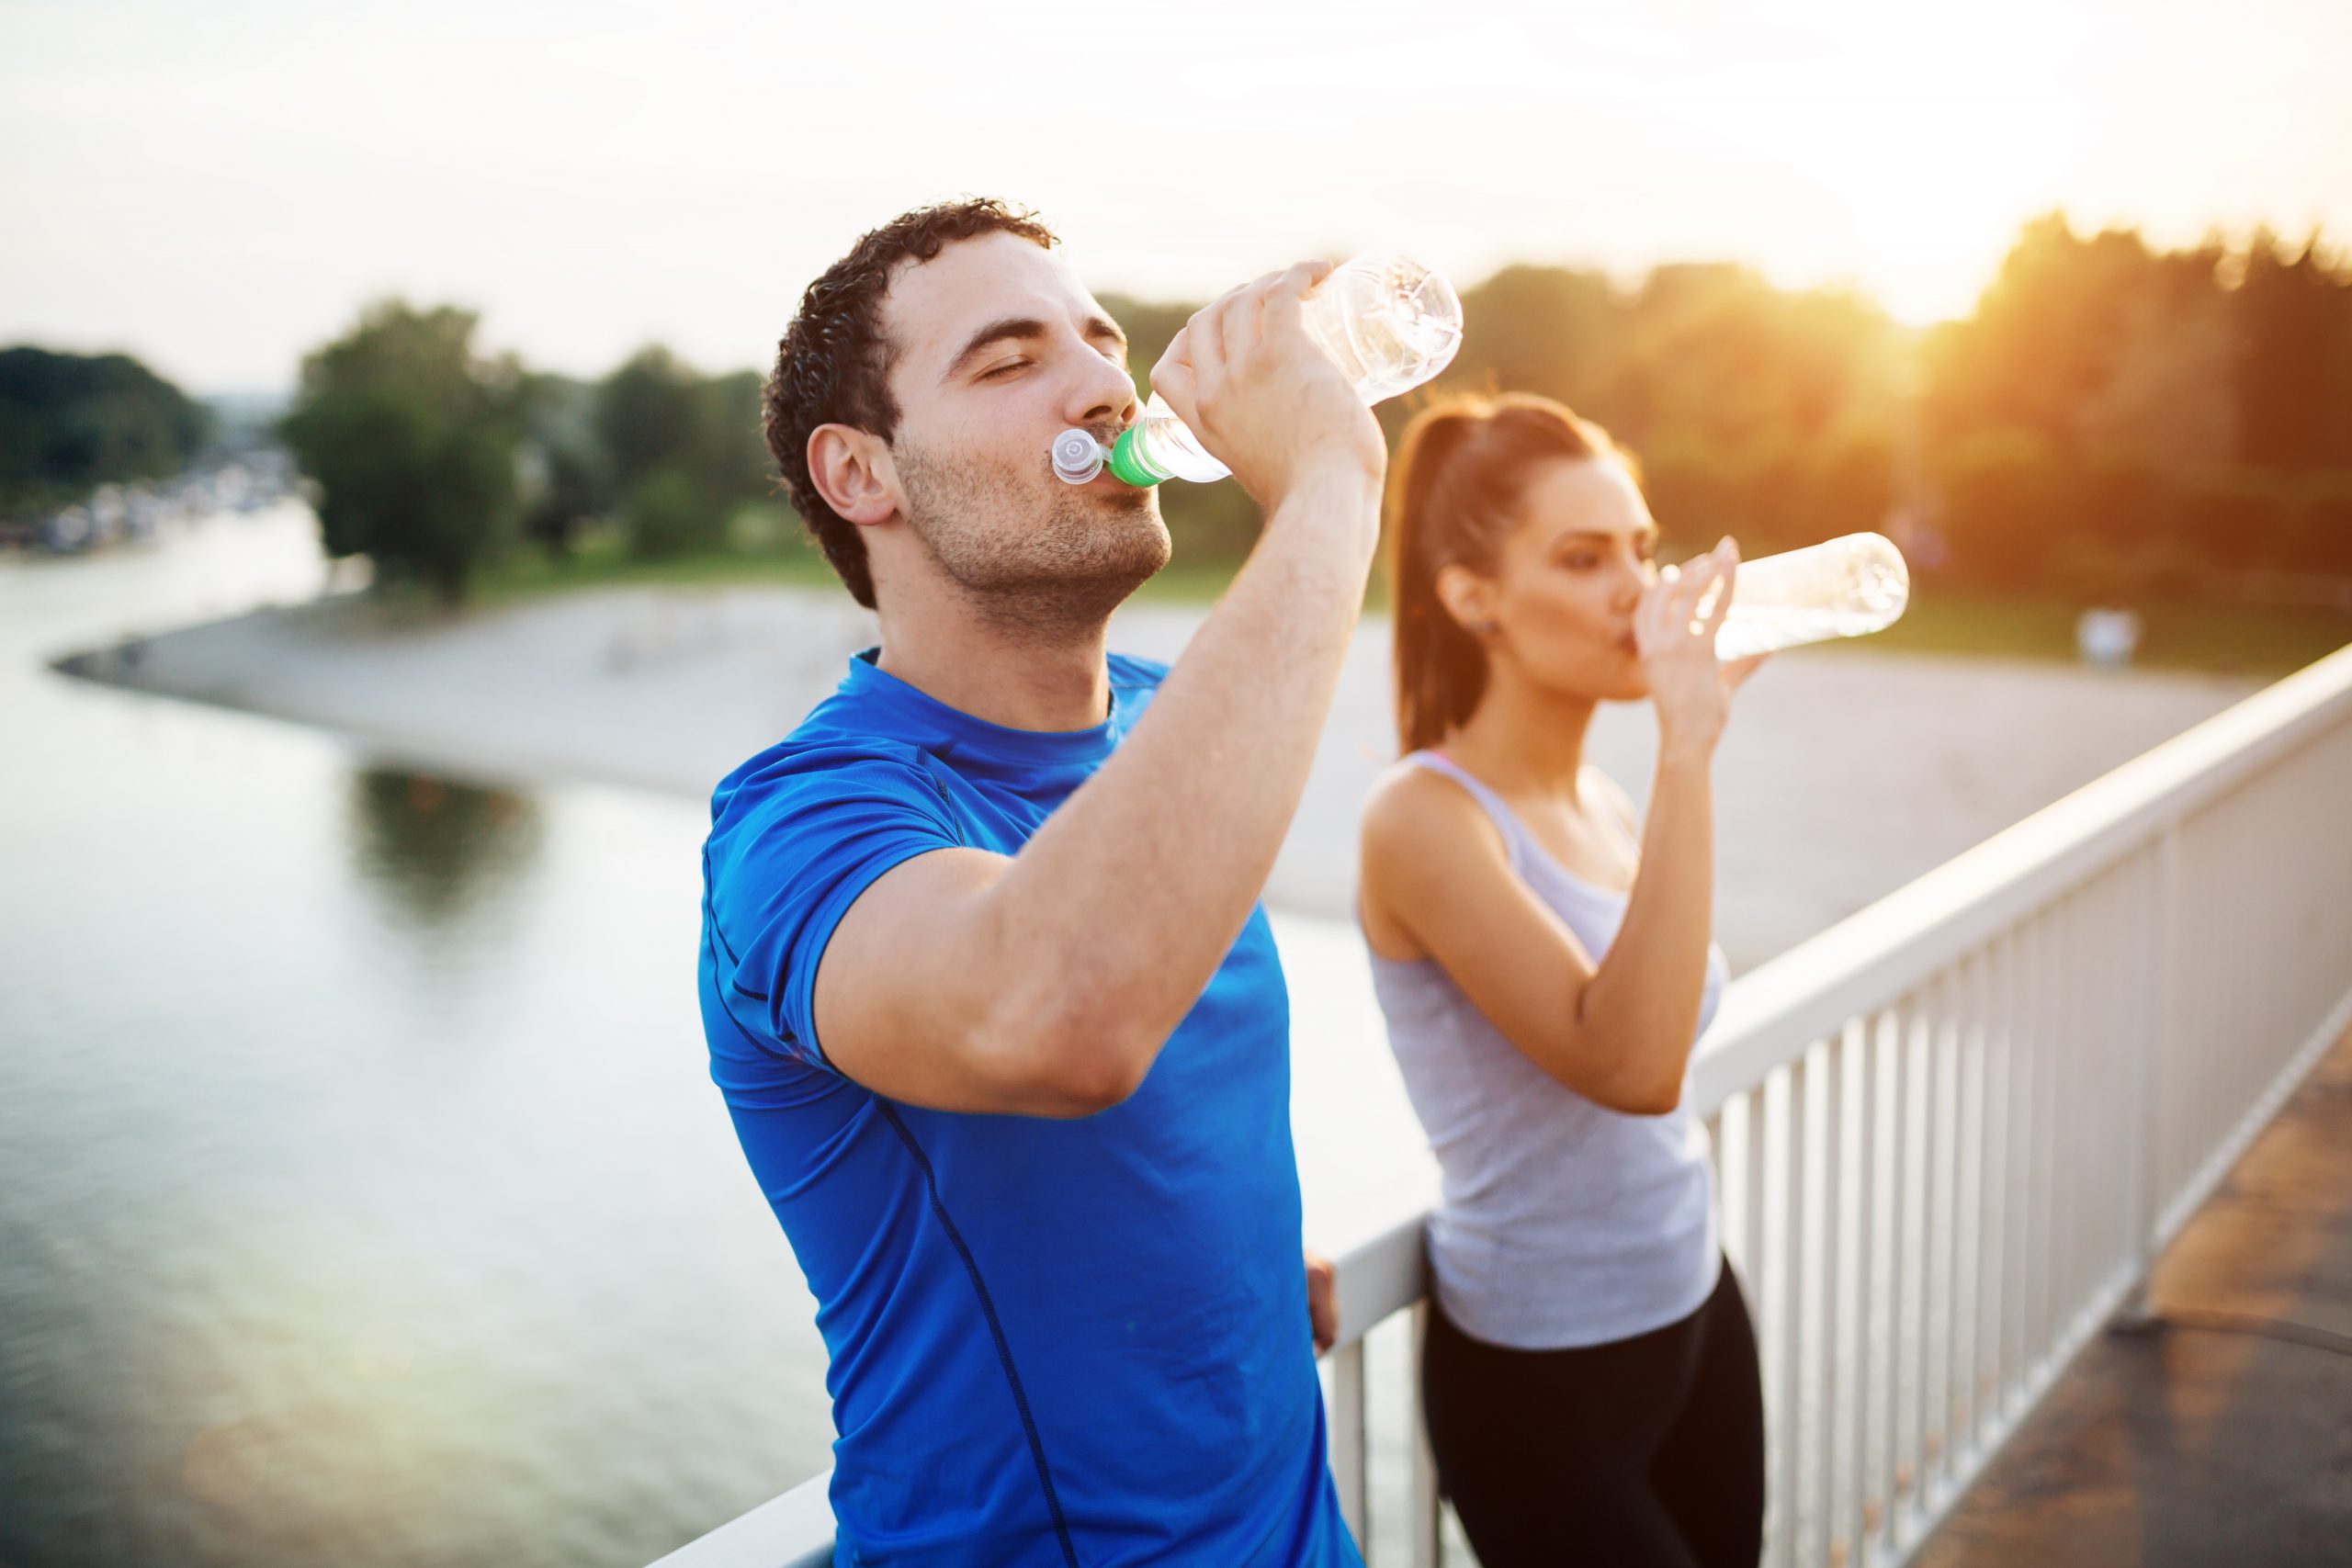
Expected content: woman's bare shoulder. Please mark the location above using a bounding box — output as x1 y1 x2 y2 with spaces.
1359 757 1513 962
1360 761 1516 909
1362 756 1493 856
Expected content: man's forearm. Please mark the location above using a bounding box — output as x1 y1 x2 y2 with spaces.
979 468 1378 1062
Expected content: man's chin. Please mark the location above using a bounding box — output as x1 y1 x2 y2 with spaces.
1078 491 1170 572
1079 531 1172 605
1080 475 1158 517
969 511 1170 631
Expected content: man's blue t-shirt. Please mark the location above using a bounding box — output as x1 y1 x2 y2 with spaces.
698 649 1360 1568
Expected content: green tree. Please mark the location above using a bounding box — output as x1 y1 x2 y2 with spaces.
2285 471 2352 576
1918 216 2352 586
0 346 208 518
1441 265 1623 415
688 370 775 512
1931 428 2073 590
280 301 523 602
593 348 772 560
2234 231 2352 470
595 346 701 495
618 466 715 561
1608 265 1897 456
517 372 614 558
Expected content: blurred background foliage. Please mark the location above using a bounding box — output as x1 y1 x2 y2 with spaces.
1124 214 2352 609
0 347 210 519
16 212 2352 617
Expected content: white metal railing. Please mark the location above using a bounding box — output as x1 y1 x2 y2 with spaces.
657 642 2352 1568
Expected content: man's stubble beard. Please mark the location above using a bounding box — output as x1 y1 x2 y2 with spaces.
893 435 1171 639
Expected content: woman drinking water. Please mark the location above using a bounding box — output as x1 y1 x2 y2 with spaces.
1356 393 1767 1567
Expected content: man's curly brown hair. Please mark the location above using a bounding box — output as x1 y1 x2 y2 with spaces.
763 198 1060 609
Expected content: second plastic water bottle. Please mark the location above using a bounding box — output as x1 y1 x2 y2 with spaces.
1051 249 1464 488
1668 533 1911 658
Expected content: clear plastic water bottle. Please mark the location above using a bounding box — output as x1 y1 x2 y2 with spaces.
1050 248 1464 488
1668 532 1911 659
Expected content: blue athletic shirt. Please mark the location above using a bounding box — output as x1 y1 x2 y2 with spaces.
698 649 1361 1568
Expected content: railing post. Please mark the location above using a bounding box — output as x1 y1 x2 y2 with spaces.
1406 1302 1442 1568
1772 1056 1807 1568
2117 826 2181 1329
1329 1338 1368 1551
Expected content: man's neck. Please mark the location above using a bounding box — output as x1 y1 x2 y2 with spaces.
872 581 1114 732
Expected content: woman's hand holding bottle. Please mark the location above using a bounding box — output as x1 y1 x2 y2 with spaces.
1637 537 1769 759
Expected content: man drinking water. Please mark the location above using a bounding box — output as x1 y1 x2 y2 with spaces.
696 198 1382 1564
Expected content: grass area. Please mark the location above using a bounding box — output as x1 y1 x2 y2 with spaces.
467 531 846 604
1814 584 2352 679
458 528 2349 682
462 525 1262 609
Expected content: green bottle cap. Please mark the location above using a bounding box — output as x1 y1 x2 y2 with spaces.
1106 427 1166 488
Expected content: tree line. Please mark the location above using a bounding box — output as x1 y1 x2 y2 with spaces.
275 212 2352 603
1918 217 2352 593
0 347 210 521
276 304 773 601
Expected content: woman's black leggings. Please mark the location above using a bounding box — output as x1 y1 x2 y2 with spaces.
1420 1260 1766 1568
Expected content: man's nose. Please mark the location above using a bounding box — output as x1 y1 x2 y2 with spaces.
1062 348 1138 432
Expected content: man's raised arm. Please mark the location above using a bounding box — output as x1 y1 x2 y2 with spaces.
814 261 1385 1115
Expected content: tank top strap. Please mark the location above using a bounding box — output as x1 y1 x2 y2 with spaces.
1405 750 1532 875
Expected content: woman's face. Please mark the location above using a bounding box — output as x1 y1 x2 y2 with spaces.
1449 456 1662 705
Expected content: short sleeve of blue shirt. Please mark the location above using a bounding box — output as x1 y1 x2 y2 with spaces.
703 742 962 1075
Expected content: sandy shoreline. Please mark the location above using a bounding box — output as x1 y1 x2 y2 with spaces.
61 580 2263 972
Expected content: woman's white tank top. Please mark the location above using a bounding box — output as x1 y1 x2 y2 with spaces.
1367 750 1727 1349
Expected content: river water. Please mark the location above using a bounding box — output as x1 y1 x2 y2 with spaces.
0 509 1435 1567
0 511 853 1564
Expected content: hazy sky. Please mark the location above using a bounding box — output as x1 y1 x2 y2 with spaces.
6 0 2348 392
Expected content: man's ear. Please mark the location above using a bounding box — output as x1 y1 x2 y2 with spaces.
808 424 899 526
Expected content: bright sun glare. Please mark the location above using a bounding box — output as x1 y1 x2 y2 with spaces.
1654 1 2097 324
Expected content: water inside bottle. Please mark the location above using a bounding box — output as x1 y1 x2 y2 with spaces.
1667 532 1909 657
1715 602 1900 660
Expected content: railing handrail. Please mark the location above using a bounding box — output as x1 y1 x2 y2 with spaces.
655 640 2352 1568
1690 642 2352 1114
649 1473 834 1568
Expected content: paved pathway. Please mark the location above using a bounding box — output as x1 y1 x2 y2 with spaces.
1918 1022 2352 1568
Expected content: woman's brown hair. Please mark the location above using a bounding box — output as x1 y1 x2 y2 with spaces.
1386 392 1637 753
